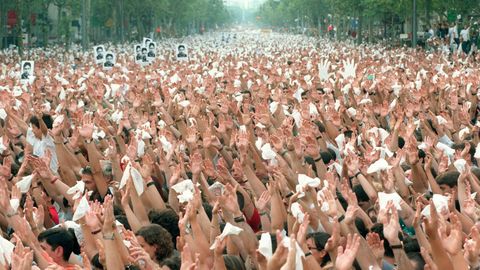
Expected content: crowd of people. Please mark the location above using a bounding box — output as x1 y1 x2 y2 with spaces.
425 19 480 56
0 30 479 270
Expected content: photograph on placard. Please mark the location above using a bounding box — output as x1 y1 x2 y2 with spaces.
143 37 152 47
147 42 156 61
134 44 142 63
176 44 188 60
20 61 34 80
103 52 116 69
94 45 105 64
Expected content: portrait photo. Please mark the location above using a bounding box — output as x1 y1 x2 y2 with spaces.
94 45 105 64
20 61 34 81
176 44 188 60
103 52 115 69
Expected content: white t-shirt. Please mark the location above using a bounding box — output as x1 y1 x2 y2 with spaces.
460 28 470 41
449 26 458 42
26 128 58 173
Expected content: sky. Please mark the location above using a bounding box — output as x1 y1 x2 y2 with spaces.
224 0 265 9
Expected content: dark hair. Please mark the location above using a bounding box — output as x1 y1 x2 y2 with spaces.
106 53 113 58
370 223 393 258
306 232 331 266
135 224 174 262
223 255 246 270
115 214 131 230
81 166 93 175
435 171 459 188
160 255 181 270
23 62 32 68
149 43 155 48
398 136 405 149
407 252 425 270
42 114 53 129
148 209 179 247
96 46 103 52
29 116 40 129
91 253 104 269
38 227 75 261
178 45 185 50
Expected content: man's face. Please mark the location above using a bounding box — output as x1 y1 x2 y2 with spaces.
32 124 42 139
136 47 140 53
179 47 185 53
82 173 96 190
136 236 156 260
106 55 113 62
24 64 31 73
40 241 63 264
142 49 147 55
97 48 103 54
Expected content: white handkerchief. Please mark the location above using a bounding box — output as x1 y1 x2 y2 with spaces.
432 194 449 213
92 129 106 140
293 87 303 103
298 174 320 188
347 107 357 117
9 199 19 212
172 179 194 194
119 163 132 190
137 139 146 157
359 98 372 105
453 159 466 173
177 189 194 203
378 192 402 210
389 99 397 110
459 127 470 140
436 115 447 125
72 195 90 221
111 110 123 123
367 158 392 174
269 101 279 114
258 233 273 260
130 167 144 196
474 143 480 159
219 222 243 239
436 142 455 156
281 236 305 270
335 134 345 151
159 136 172 153
309 103 319 116
178 100 190 108
260 143 276 160
0 109 6 120
0 234 14 265
67 181 86 200
16 174 34 193
291 202 305 223
0 138 6 154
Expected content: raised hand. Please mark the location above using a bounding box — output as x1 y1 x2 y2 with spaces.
335 234 361 270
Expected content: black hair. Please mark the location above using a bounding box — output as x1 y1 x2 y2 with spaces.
223 255 246 270
81 166 93 175
436 171 460 188
178 45 186 50
398 136 405 149
29 116 40 129
160 255 181 270
306 232 331 266
42 114 53 129
91 253 104 269
106 53 113 58
115 214 131 230
148 209 179 247
23 62 32 68
355 218 368 238
136 224 174 263
407 252 426 270
38 227 75 261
